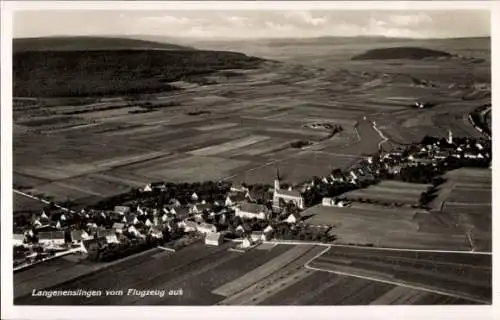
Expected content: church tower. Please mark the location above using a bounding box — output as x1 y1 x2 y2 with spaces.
274 166 281 191
447 129 453 144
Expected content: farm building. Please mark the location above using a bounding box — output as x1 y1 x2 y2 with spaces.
235 224 251 235
197 222 217 234
230 185 248 193
128 225 145 238
286 212 302 224
241 236 254 249
97 229 119 244
37 231 65 246
81 236 107 253
144 182 166 192
273 178 304 209
13 233 25 246
180 221 199 232
114 206 130 215
70 230 91 244
263 225 274 240
112 222 126 233
250 231 264 242
322 198 349 207
205 232 223 246
235 202 270 220
148 227 163 239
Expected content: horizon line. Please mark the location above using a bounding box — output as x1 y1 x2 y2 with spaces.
13 34 492 41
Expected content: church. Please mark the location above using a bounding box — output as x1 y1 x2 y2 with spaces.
272 169 304 210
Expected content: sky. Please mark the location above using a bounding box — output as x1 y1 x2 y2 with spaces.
14 10 490 39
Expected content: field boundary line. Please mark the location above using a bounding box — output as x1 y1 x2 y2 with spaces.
264 240 491 255
14 189 75 213
304 264 489 304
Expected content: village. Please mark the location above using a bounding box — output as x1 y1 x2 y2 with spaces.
13 130 491 269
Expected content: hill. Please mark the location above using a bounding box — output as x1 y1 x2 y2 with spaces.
13 36 194 52
351 47 452 60
14 48 266 97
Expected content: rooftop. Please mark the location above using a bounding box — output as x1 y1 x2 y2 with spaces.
275 188 302 198
238 202 268 214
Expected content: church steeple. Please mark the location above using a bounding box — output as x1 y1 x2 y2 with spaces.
274 165 281 191
447 129 453 144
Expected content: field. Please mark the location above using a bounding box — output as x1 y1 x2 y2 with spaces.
13 192 44 212
303 202 472 251
341 180 432 206
307 246 491 304
14 242 483 305
428 168 491 252
13 37 490 208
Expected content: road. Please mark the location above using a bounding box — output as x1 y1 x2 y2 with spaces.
371 120 390 150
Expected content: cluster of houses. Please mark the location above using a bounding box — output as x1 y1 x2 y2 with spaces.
15 129 488 266
13 176 310 263
291 129 490 210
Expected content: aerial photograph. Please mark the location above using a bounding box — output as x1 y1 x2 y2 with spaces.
11 8 491 306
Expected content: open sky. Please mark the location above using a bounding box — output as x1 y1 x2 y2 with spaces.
14 10 490 39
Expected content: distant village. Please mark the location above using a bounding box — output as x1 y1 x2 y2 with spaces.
13 130 491 269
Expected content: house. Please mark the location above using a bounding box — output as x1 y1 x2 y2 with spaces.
322 198 349 208
330 173 345 182
230 185 248 193
225 196 234 207
250 231 264 242
235 224 249 235
149 227 163 239
97 229 120 244
170 198 182 207
263 225 274 241
191 192 199 202
181 221 199 232
145 219 153 227
112 222 126 233
197 222 217 234
124 214 140 225
137 206 146 216
322 197 335 207
81 236 107 253
114 206 130 215
241 236 254 249
464 152 481 159
70 230 91 244
434 151 450 160
144 181 165 192
37 231 65 246
13 233 25 246
40 210 49 220
205 232 223 246
286 212 301 224
189 204 199 214
235 202 270 220
273 177 304 209
161 213 169 223
127 225 145 238
32 218 42 228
